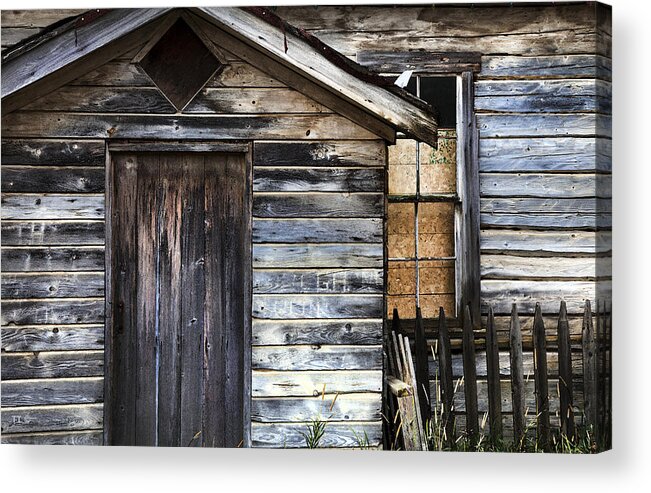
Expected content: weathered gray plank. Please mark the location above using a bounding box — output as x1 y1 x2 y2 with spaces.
1 299 104 325
1 221 105 246
1 27 41 47
481 280 612 314
1 273 104 298
0 139 105 166
2 166 104 193
481 197 608 214
1 403 103 434
253 295 383 319
1 194 104 220
481 255 611 280
252 345 382 370
253 193 383 218
252 394 381 422
1 246 104 272
475 79 610 97
252 421 381 448
253 218 382 243
480 173 611 199
479 137 611 173
0 430 103 445
478 114 611 138
1 325 104 352
253 269 382 294
475 95 610 114
68 60 152 86
208 61 286 88
253 244 382 268
252 370 382 397
357 50 481 74
186 88 330 114
1 112 378 140
480 55 612 80
481 213 610 230
252 319 382 345
253 167 383 192
1 350 104 379
1 377 104 407
22 87 176 113
480 229 611 254
1 9 86 28
253 141 385 167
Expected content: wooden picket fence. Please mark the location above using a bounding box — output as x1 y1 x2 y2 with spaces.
385 300 612 451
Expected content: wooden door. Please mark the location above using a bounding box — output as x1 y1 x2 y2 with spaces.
106 150 250 447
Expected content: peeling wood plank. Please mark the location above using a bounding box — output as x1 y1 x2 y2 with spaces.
252 421 381 448
253 218 383 244
1 166 105 193
252 370 382 397
253 193 383 218
253 345 382 371
1 194 104 220
253 141 386 167
1 246 104 272
1 377 104 407
252 295 383 319
1 221 105 246
253 269 383 294
1 325 105 352
253 167 384 192
1 351 104 380
252 394 381 422
2 112 378 140
1 403 103 434
1 272 104 299
253 244 382 268
1 139 105 166
252 319 382 345
1 299 105 325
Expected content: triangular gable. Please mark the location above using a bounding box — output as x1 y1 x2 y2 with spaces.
2 7 438 146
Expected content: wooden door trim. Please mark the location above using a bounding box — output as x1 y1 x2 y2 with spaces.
103 140 253 447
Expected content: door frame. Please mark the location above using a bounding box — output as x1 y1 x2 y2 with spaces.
103 140 253 447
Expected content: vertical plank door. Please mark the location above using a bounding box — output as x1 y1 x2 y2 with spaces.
106 151 250 447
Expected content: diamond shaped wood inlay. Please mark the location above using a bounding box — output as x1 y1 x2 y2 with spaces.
138 18 223 111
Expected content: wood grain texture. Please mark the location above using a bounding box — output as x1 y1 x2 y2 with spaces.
253 244 383 268
252 370 382 397
1 325 104 352
481 255 611 280
1 403 103 434
1 350 104 380
253 141 385 167
1 194 104 220
1 139 105 166
1 272 104 298
253 269 382 294
252 394 381 422
253 295 383 319
253 167 383 192
253 218 382 243
1 246 104 272
252 345 382 370
1 221 105 246
480 173 611 199
253 193 384 218
479 55 611 81
1 299 104 326
480 230 611 254
0 430 103 445
478 114 611 138
186 88 331 114
252 319 382 345
1 377 104 407
251 421 381 448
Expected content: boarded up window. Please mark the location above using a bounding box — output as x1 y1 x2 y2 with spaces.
387 75 458 320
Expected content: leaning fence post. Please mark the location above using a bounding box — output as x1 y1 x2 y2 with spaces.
557 300 575 441
582 300 598 442
462 304 479 443
509 303 526 449
597 300 608 447
485 306 503 443
533 302 550 450
415 307 432 428
437 307 455 446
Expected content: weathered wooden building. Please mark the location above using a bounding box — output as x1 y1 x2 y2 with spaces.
1 2 611 448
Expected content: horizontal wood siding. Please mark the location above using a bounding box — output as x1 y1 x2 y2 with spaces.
1 40 385 447
251 138 385 447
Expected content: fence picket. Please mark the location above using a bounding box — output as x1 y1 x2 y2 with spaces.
462 305 479 442
557 300 575 440
485 306 503 442
509 303 526 448
415 307 432 427
437 307 455 446
582 300 598 439
533 303 550 449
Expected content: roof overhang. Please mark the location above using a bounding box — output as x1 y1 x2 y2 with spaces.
1 7 438 146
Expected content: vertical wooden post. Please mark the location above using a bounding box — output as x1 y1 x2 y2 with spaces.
597 300 608 447
462 304 479 443
509 303 526 449
437 307 455 446
532 303 550 449
606 301 612 449
582 300 598 441
557 300 575 440
414 307 432 428
485 306 503 442
392 307 402 336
